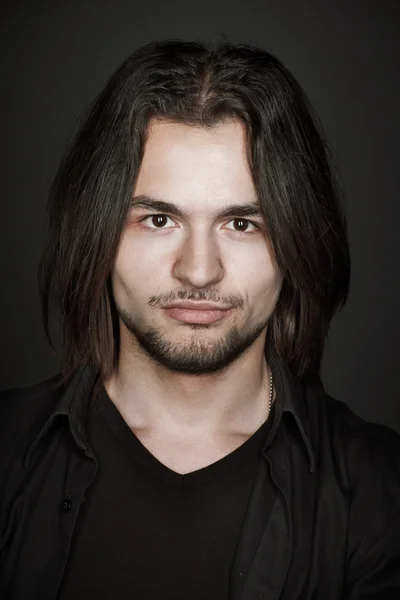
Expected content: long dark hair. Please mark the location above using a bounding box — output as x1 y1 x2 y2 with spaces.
39 38 351 390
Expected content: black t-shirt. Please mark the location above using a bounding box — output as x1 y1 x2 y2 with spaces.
58 386 276 599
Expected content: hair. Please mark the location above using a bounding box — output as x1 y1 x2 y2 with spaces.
39 37 351 393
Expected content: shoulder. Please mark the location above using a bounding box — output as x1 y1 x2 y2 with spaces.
314 385 400 543
318 391 400 587
0 373 63 420
306 381 400 506
322 388 400 469
0 374 64 472
306 380 400 454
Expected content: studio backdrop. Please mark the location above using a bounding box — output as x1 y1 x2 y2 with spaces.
1 0 399 431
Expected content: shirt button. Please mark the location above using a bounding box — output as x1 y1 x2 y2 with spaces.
62 498 72 512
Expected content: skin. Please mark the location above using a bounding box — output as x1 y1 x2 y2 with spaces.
104 118 284 473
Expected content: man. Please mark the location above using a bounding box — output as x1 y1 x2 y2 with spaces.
1 39 399 600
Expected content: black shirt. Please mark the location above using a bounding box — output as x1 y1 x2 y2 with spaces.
58 387 276 599
1 343 400 599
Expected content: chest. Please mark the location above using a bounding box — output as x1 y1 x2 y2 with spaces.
131 429 251 474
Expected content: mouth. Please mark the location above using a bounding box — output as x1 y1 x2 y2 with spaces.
163 306 231 325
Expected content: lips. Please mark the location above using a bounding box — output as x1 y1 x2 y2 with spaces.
163 304 231 324
164 302 229 311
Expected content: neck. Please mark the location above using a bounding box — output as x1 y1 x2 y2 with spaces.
104 333 274 439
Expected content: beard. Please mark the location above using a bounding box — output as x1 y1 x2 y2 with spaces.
116 303 270 376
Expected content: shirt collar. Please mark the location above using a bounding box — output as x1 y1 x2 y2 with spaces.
25 342 316 473
265 340 316 473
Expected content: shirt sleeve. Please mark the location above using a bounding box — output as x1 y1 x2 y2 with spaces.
343 513 400 599
343 423 400 599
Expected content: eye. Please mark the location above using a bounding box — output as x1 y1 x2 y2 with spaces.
225 218 259 234
139 215 176 229
139 214 259 234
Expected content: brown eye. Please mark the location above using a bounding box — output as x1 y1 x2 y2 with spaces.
151 215 169 228
228 218 258 234
140 214 174 229
234 219 249 232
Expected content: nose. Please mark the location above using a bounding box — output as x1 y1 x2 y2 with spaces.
171 229 224 288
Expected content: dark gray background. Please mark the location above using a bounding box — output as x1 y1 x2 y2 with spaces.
1 0 399 431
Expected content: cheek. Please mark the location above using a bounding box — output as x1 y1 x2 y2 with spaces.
232 247 282 307
111 237 148 305
114 230 163 283
230 243 278 281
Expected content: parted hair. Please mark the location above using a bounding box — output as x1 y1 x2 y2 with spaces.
39 38 351 390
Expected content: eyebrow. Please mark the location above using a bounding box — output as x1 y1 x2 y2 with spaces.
130 195 263 220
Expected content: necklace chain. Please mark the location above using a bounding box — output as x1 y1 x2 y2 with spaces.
268 371 273 414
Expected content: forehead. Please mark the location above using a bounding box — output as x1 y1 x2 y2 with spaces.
143 117 248 148
135 118 256 203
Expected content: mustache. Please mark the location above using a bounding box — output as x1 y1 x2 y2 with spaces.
149 291 244 309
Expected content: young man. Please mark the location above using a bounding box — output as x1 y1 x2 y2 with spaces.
1 39 399 599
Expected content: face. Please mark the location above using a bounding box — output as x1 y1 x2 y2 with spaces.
111 118 283 375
